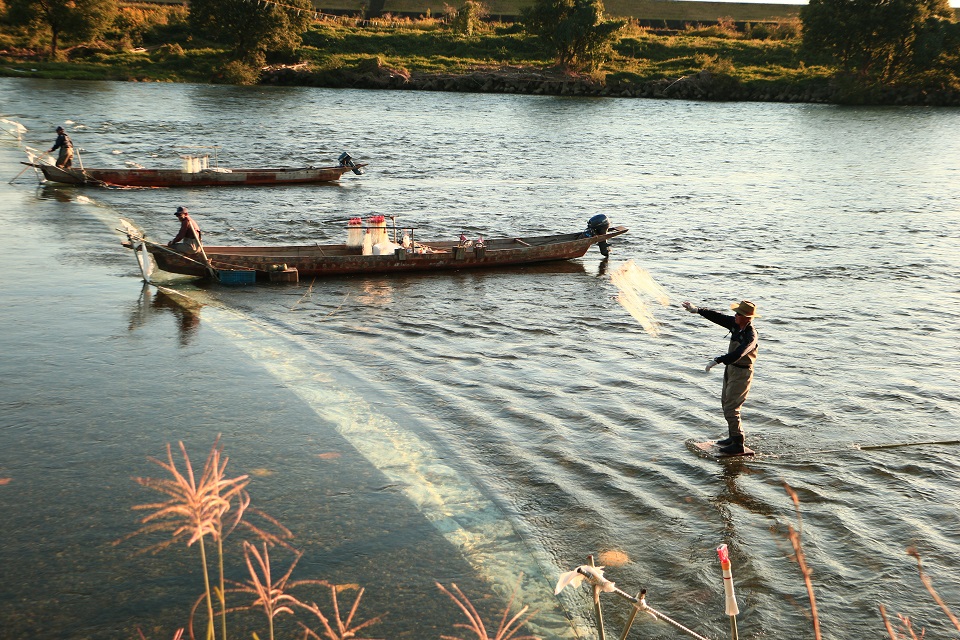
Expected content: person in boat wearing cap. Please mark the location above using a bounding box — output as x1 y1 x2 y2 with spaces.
168 206 203 254
48 126 73 168
681 299 760 456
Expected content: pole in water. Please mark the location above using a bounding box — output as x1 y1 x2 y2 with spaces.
717 545 739 640
589 555 607 640
8 164 31 184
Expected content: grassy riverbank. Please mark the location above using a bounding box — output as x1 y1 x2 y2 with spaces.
1 11 957 105
0 18 827 89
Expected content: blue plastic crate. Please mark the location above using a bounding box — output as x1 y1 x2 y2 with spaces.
218 269 256 285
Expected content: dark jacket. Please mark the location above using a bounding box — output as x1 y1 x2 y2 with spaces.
698 308 758 367
51 132 72 151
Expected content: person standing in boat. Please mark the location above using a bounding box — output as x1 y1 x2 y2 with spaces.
48 126 73 168
168 206 203 254
681 299 760 456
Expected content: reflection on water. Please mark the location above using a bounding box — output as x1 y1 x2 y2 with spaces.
596 257 609 278
128 283 202 344
35 183 77 202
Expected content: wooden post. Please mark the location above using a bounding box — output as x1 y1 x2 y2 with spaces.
618 591 644 640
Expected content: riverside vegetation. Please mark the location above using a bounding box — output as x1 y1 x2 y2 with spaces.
0 0 958 105
119 436 541 640
114 435 958 639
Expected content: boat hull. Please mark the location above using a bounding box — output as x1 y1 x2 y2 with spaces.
145 228 629 280
28 163 364 187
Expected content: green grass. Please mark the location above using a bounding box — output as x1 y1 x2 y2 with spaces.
301 23 547 68
0 14 942 101
0 48 234 83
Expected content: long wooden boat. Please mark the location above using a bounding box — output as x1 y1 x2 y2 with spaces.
121 218 628 283
24 160 367 187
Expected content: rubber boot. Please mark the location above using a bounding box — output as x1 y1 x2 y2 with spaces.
716 416 742 447
718 436 745 456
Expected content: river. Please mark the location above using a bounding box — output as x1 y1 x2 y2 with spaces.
0 77 958 639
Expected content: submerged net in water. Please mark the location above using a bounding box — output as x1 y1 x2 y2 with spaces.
610 260 671 337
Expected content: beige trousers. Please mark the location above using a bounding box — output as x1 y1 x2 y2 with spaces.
172 238 202 254
721 365 753 438
56 147 73 168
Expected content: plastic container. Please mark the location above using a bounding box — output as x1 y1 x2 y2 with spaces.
218 269 256 285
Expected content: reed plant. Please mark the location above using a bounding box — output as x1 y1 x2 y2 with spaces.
120 436 292 640
782 482 821 640
878 546 960 638
437 574 540 640
120 437 396 640
782 483 960 639
217 542 318 640
297 585 386 640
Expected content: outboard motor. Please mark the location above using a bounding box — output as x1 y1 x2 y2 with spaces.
339 151 365 175
585 214 611 257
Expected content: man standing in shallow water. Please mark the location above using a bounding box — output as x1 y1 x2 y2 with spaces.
682 299 760 456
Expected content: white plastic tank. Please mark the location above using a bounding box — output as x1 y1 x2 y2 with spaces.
347 217 364 248
182 155 201 173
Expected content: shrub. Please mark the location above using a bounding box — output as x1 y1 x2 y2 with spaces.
448 0 488 35
770 18 802 40
151 42 185 61
214 59 261 84
684 17 740 38
696 53 735 74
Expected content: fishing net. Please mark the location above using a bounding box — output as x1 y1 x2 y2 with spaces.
22 146 51 165
1 119 26 144
610 260 671 337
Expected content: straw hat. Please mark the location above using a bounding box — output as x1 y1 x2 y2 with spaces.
730 300 760 317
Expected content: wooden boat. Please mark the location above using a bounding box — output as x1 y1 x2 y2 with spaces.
120 216 628 283
22 151 366 187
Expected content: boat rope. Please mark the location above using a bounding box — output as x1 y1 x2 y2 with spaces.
568 567 714 640
80 170 111 188
606 586 713 640
746 439 960 464
640 600 714 640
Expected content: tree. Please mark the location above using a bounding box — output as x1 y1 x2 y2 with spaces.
189 0 313 65
522 0 625 70
449 0 488 36
6 0 117 57
801 0 956 80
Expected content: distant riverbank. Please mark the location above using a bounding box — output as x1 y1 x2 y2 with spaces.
2 16 959 106
257 61 906 105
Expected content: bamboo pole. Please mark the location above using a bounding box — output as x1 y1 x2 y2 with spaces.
618 591 644 640
589 555 606 640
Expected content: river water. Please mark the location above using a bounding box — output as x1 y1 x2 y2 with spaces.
0 78 958 639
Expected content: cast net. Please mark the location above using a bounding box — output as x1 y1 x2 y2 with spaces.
610 260 671 337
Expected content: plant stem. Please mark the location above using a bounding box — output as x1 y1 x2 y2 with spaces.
218 536 227 640
198 537 216 640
